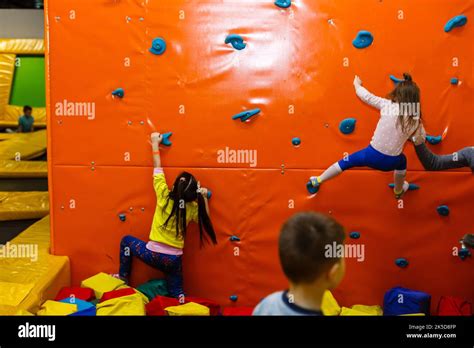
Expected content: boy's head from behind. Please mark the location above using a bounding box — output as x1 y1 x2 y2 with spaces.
23 105 32 117
279 212 345 290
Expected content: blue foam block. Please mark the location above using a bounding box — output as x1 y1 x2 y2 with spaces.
59 298 96 316
353 31 374 49
444 15 468 33
383 287 431 316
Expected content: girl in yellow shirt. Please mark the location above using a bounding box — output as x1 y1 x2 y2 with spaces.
117 132 217 298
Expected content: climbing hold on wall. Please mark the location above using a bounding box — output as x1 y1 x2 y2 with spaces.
112 88 124 98
206 190 212 199
451 78 459 85
292 137 301 147
306 178 320 195
149 37 167 55
274 0 291 9
352 31 374 49
388 183 420 191
232 109 261 122
229 295 238 302
395 258 409 268
437 205 450 217
161 132 173 147
426 135 442 145
118 214 126 222
459 248 471 261
339 118 357 135
349 232 361 239
229 235 241 242
444 15 468 33
390 75 404 84
225 34 246 50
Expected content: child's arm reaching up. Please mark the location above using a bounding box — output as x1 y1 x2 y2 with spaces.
151 132 163 168
353 75 389 111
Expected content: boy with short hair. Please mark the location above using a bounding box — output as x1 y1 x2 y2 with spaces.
18 105 34 133
253 212 345 315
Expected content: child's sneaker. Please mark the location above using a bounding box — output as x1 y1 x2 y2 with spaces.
394 181 410 199
307 176 321 194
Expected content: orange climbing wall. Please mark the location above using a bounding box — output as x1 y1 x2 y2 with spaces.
45 0 474 312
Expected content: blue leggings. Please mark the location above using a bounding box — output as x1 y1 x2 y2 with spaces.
119 235 184 298
338 145 407 172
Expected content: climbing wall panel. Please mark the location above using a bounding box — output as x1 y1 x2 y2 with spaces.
46 0 474 311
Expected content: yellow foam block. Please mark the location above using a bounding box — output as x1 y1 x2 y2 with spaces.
96 293 145 316
0 282 34 308
81 273 125 300
0 54 15 114
321 290 341 316
37 300 77 316
165 302 211 316
0 129 47 160
116 284 150 305
341 305 383 316
400 313 426 316
0 160 47 178
0 191 49 221
0 39 44 54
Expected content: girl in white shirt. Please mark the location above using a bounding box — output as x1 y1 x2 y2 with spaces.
309 73 423 199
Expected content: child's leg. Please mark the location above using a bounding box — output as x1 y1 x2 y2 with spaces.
164 259 184 298
316 163 343 184
393 154 409 198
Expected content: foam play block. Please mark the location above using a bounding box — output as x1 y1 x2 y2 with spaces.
341 305 383 316
184 296 221 316
55 286 95 302
136 279 169 300
59 298 96 316
115 285 149 304
383 287 431 316
80 273 125 300
437 296 472 316
223 307 254 316
321 290 341 316
165 302 210 316
100 287 136 303
145 296 180 316
37 300 77 316
96 293 146 316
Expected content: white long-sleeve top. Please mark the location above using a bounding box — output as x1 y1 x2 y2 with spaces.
355 84 420 156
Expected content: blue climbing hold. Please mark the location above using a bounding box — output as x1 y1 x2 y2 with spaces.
274 0 291 9
112 88 124 98
229 295 238 302
437 205 450 217
444 15 468 33
349 232 361 240
459 247 471 261
292 137 301 146
232 109 261 122
306 179 320 195
388 183 420 191
118 214 126 222
161 132 173 147
451 78 459 85
390 75 404 84
149 37 167 55
225 34 246 50
352 30 374 49
230 235 241 242
339 118 357 135
206 190 212 199
395 258 409 268
426 135 442 145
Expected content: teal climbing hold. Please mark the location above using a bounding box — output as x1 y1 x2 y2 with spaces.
451 78 459 85
395 258 409 268
437 205 450 217
353 31 374 49
444 15 468 33
206 190 212 199
232 109 261 122
118 214 126 222
390 75 404 84
229 295 238 302
230 235 240 242
459 248 471 261
292 137 301 146
274 0 291 9
161 132 173 147
306 178 319 194
426 135 442 145
388 183 420 191
225 34 246 50
149 37 167 55
112 88 124 98
339 118 357 135
349 232 361 239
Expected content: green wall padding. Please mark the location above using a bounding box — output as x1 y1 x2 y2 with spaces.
9 56 46 108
